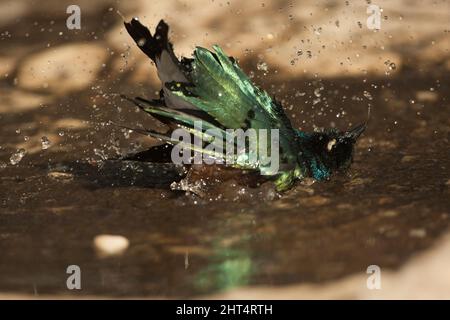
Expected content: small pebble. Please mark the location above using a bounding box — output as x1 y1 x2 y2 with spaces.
93 234 129 257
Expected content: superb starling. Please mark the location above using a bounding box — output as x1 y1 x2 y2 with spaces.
123 18 366 192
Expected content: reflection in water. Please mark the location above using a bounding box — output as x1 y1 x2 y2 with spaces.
195 247 253 293
193 214 255 292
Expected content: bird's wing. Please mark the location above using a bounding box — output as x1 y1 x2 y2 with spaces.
119 96 258 169
124 19 300 175
166 45 300 171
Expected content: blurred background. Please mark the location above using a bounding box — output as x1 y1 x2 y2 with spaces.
0 0 449 298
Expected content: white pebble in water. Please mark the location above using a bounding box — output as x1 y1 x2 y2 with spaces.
10 148 26 165
41 136 51 150
94 234 130 257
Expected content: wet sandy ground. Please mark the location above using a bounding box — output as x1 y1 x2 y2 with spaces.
0 0 449 298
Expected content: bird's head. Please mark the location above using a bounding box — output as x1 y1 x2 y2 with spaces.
295 123 366 180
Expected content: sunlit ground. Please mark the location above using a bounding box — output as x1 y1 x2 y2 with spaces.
0 0 449 298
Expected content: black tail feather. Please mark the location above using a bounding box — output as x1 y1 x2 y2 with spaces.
124 18 169 62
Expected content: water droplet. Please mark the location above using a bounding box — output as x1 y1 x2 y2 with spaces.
314 88 322 97
137 38 146 47
41 136 51 150
256 62 268 72
363 91 373 100
389 62 396 70
94 148 108 161
10 149 26 165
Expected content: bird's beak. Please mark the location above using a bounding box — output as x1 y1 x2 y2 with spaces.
344 123 366 141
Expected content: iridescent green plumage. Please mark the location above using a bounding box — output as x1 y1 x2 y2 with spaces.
123 18 365 192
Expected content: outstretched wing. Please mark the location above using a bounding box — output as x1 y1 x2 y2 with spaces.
119 96 256 169
166 45 300 170
124 19 300 179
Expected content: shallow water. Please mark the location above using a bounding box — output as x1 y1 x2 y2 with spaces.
1 66 449 297
0 0 449 298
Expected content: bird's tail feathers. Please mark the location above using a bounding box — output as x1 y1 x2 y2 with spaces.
124 18 169 63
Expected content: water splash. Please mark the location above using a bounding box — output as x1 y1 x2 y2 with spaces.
256 62 268 72
10 149 26 165
41 136 51 150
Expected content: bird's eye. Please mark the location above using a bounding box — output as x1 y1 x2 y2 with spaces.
326 139 336 152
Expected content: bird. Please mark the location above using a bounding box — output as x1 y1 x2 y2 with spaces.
122 18 366 192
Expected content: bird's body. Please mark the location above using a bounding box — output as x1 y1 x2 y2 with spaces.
123 18 365 192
